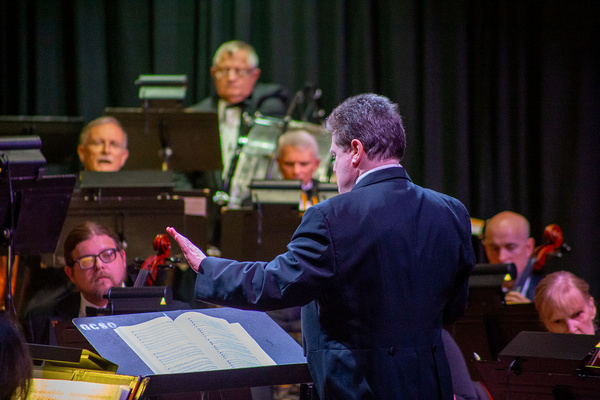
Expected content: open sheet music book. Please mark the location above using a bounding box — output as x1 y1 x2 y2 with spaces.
114 311 276 374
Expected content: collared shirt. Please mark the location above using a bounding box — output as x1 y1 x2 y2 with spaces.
78 282 126 317
218 99 242 180
78 294 105 318
355 164 402 186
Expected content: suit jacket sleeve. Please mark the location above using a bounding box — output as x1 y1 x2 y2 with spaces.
195 205 334 310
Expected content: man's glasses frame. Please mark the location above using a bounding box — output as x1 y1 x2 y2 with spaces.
74 248 120 270
214 67 256 79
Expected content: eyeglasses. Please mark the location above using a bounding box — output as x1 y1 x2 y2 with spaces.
87 139 126 151
214 67 256 79
74 248 119 270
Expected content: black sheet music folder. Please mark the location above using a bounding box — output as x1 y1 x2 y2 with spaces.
73 307 312 395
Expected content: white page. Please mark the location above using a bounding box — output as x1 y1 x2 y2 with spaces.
114 315 230 374
29 378 131 400
173 312 276 368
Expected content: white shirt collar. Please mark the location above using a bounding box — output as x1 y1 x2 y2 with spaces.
355 164 402 186
78 293 104 318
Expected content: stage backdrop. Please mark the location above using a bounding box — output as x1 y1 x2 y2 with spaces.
1 0 599 298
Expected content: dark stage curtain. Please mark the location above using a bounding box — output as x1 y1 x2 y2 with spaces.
1 1 599 297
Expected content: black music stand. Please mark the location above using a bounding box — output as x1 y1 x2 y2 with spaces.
1 136 76 315
468 262 517 307
476 331 600 399
445 263 542 381
104 107 221 172
250 179 302 204
79 170 174 197
0 116 85 174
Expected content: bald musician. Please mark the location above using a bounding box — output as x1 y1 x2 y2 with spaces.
483 211 542 303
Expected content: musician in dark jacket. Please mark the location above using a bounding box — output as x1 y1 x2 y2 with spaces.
22 222 127 344
187 40 288 187
168 93 475 399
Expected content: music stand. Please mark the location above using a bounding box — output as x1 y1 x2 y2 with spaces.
317 183 339 202
0 115 85 174
446 263 540 381
104 107 221 172
1 136 76 315
250 179 302 205
468 263 517 307
79 170 174 198
476 332 600 399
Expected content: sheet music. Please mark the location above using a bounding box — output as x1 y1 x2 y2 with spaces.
174 311 276 368
114 312 275 374
29 378 131 400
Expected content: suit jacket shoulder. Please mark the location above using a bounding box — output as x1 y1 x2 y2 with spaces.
187 96 218 112
188 82 288 118
22 290 81 344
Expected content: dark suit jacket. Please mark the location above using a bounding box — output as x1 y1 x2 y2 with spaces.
188 82 289 120
523 261 545 301
194 166 475 399
22 289 81 345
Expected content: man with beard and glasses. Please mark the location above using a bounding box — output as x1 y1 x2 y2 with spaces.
22 221 128 344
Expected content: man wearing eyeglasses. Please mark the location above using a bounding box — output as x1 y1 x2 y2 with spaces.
77 116 129 172
188 40 288 185
22 221 128 344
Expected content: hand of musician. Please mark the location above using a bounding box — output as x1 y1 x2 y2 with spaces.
504 290 532 304
166 227 206 273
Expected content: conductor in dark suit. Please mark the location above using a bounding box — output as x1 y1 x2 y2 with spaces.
168 93 475 399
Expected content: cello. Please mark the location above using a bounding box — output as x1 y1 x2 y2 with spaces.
133 234 172 287
512 224 571 293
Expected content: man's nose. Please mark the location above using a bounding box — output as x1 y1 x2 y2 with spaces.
498 248 511 262
226 70 240 80
94 258 106 270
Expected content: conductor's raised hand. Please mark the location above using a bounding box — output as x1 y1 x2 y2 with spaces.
166 227 206 273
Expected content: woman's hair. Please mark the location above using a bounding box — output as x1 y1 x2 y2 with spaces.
0 311 32 400
534 271 596 329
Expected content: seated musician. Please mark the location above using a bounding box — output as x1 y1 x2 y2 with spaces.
482 211 542 304
77 116 129 172
276 128 322 210
22 221 128 344
534 271 597 335
187 40 288 186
